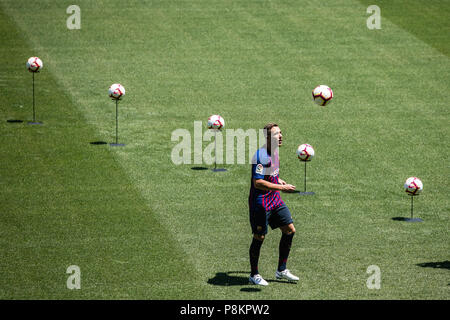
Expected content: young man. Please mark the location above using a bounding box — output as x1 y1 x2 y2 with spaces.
248 123 299 286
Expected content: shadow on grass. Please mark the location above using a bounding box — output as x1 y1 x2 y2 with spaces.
90 141 107 145
392 217 424 222
240 287 262 292
207 271 298 291
207 271 262 292
267 279 298 285
416 261 450 270
7 119 23 123
191 167 208 171
207 271 249 286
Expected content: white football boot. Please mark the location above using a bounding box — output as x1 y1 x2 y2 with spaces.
275 269 299 281
249 274 269 286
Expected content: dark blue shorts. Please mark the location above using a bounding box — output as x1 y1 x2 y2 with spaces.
249 204 293 235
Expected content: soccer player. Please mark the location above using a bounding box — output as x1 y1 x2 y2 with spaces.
248 123 299 286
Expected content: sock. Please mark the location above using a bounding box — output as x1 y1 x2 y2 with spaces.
249 237 263 276
278 232 294 272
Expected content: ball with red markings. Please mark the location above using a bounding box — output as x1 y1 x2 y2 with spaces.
207 115 225 130
108 83 125 100
404 177 423 195
297 144 315 161
312 85 333 106
26 57 43 73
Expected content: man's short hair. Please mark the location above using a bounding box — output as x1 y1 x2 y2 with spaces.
263 123 279 138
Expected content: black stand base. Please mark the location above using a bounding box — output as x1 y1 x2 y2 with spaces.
109 143 125 147
404 218 423 223
297 191 315 196
211 168 227 172
27 121 43 125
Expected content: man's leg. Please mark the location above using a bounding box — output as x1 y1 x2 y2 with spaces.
278 224 295 272
249 207 269 286
276 223 299 281
250 234 264 277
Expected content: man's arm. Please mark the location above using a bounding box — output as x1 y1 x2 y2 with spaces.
253 178 296 192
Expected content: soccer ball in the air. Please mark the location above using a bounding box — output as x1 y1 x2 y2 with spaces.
108 83 125 100
297 144 315 161
312 85 333 106
207 115 225 130
404 177 423 195
27 57 43 72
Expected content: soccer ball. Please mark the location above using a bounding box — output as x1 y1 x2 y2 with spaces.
26 57 43 72
207 115 225 130
108 83 125 100
297 144 315 161
404 177 423 195
312 85 333 106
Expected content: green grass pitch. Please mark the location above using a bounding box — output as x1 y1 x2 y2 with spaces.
0 0 448 299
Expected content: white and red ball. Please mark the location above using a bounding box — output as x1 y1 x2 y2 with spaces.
26 57 43 73
207 115 225 130
312 85 333 106
297 144 315 161
108 83 125 100
404 177 423 195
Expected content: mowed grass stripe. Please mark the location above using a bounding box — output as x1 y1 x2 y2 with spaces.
156 0 449 298
0 0 448 300
0 7 198 299
358 0 450 57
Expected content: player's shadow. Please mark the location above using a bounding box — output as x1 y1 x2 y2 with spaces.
207 271 249 286
416 261 450 270
207 271 261 292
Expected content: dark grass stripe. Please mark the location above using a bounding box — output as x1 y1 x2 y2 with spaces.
0 7 199 299
358 0 450 57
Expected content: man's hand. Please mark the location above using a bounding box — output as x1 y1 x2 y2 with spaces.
279 179 295 192
253 178 296 192
281 183 296 193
